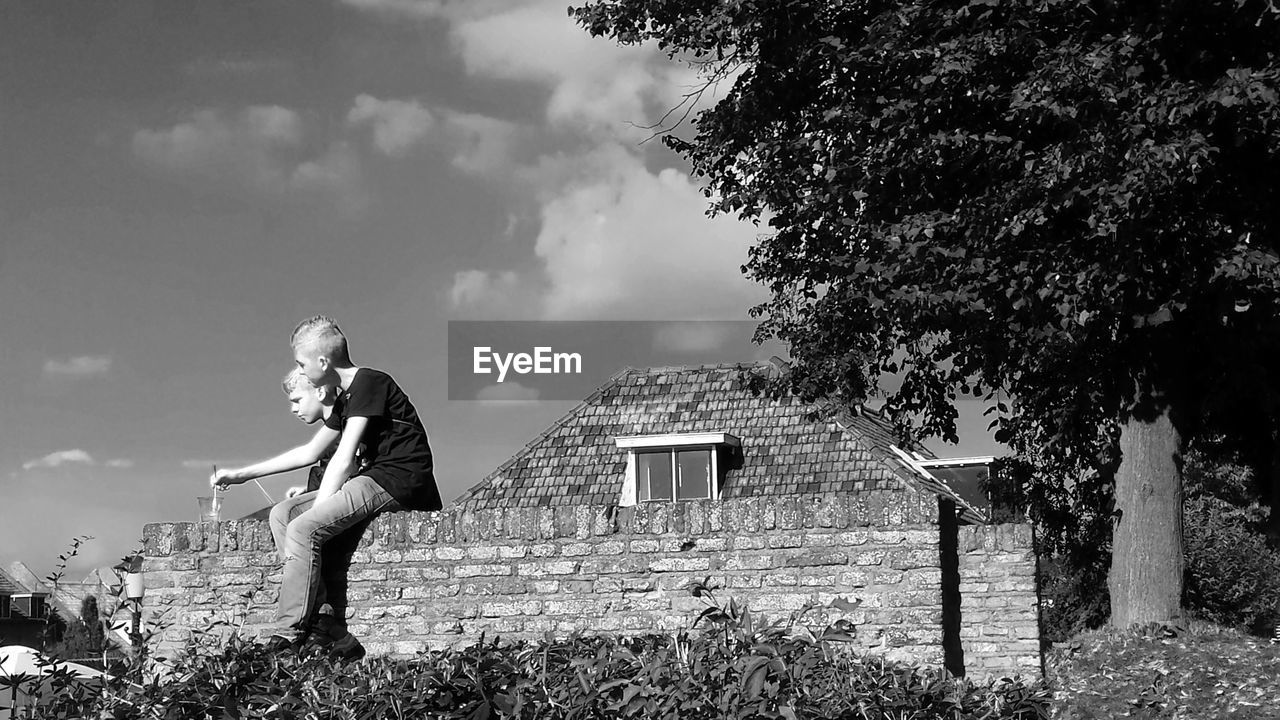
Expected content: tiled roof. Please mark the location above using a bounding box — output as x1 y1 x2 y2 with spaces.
454 363 981 519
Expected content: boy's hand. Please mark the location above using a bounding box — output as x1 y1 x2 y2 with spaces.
286 485 306 499
210 469 245 490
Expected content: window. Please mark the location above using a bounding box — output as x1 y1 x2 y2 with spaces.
29 595 46 620
637 448 713 502
0 595 9 620
915 456 996 514
616 432 740 506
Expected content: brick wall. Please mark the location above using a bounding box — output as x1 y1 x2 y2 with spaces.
139 492 1041 678
957 524 1042 677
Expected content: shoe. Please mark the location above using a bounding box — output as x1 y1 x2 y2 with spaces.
328 632 366 662
298 630 334 656
261 634 304 655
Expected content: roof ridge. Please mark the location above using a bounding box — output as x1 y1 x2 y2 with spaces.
623 362 767 375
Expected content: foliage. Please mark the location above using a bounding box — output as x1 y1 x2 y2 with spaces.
1181 452 1280 631
1035 445 1280 638
44 597 113 664
1047 621 1280 719
1183 497 1280 632
573 0 1280 442
572 0 1280 625
1037 555 1110 645
4 582 1051 720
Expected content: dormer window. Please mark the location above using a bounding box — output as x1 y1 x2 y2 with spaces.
10 593 46 620
616 433 741 506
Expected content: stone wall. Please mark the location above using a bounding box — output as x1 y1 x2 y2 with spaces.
139 493 1041 678
957 524 1042 677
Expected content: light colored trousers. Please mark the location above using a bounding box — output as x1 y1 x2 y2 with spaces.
266 476 399 636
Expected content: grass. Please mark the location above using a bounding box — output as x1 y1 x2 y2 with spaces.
1046 621 1280 719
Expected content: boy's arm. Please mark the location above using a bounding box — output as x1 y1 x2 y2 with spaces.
211 426 339 490
313 416 368 504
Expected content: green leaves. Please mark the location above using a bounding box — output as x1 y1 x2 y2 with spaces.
574 0 1280 445
16 584 1052 720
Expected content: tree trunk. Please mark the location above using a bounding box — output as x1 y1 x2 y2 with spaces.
1108 406 1184 627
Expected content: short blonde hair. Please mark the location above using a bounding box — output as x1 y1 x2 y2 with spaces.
290 315 351 364
282 368 336 400
281 368 314 395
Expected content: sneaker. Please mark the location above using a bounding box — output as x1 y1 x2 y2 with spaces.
298 631 333 656
261 633 304 655
328 632 366 662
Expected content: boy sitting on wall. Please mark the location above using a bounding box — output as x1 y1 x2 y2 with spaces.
213 315 442 656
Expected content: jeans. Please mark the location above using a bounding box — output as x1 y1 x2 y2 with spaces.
267 476 399 637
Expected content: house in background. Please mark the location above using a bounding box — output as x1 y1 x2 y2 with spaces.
0 566 50 647
452 363 1028 676
454 363 989 523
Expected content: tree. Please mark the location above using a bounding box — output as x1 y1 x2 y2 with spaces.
44 596 112 661
573 0 1280 625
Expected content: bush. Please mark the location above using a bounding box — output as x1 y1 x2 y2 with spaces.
1038 447 1280 641
1038 556 1110 644
1183 496 1280 633
11 584 1051 720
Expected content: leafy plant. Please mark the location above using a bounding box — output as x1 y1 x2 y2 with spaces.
9 579 1051 719
571 0 1280 629
1183 497 1280 633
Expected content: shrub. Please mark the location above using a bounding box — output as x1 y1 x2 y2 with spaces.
9 583 1052 720
1038 556 1109 644
1183 496 1280 633
1038 446 1280 641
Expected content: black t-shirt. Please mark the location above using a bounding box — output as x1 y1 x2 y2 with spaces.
323 368 442 511
306 395 370 493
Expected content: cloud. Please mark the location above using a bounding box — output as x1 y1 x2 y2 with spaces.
530 146 766 320
448 147 767 321
475 381 542 401
438 110 523 177
42 355 111 379
104 459 135 469
345 0 709 140
449 269 520 312
132 106 301 183
337 0 514 22
348 1 765 322
133 106 364 208
450 2 681 138
348 94 434 157
289 142 369 212
22 449 94 471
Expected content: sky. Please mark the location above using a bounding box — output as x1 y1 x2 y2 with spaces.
0 0 1003 581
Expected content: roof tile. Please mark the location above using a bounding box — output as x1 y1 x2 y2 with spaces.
453 363 980 517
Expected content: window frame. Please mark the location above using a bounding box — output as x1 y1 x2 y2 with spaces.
29 594 46 620
615 433 741 506
635 447 716 503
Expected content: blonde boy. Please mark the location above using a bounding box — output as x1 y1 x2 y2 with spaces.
260 370 371 657
213 316 441 656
